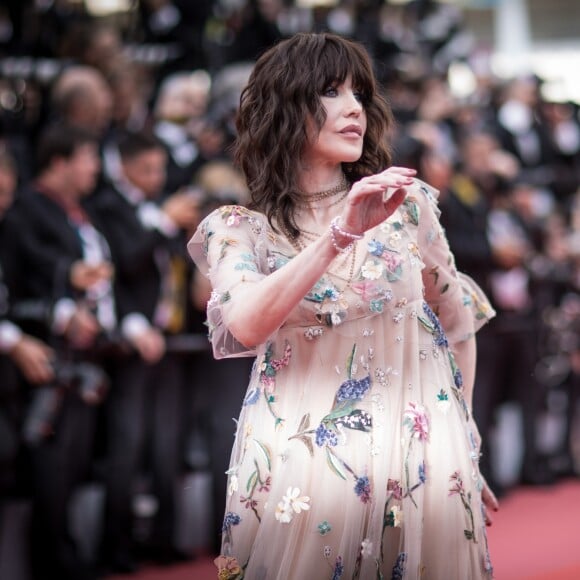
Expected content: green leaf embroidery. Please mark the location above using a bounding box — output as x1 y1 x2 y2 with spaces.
246 470 258 493
325 448 347 480
253 440 272 471
346 343 357 379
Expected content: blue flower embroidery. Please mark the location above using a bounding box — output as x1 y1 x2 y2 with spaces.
422 302 449 348
391 552 407 580
418 461 427 484
453 366 463 388
332 556 344 580
336 375 371 402
368 239 386 257
222 511 241 532
243 387 261 406
315 424 338 447
354 475 371 503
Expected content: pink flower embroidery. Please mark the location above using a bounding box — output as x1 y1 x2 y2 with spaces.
403 402 430 442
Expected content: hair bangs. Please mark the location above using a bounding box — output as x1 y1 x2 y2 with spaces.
313 36 376 104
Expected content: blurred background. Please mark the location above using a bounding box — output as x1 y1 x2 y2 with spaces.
0 1 578 579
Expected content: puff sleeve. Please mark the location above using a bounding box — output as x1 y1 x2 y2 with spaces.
187 205 271 359
414 180 495 348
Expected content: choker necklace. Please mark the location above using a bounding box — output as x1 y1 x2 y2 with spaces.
298 189 349 210
297 174 349 204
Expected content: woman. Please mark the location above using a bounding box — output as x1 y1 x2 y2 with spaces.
189 32 498 580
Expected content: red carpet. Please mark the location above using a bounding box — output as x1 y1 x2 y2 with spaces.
109 478 580 580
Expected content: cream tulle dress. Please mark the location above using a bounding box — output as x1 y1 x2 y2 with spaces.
188 179 495 580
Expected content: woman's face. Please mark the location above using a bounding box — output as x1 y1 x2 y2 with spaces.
303 75 367 167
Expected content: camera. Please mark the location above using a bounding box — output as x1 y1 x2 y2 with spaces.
23 359 110 446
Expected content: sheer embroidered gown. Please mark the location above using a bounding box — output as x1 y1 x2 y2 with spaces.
188 180 495 580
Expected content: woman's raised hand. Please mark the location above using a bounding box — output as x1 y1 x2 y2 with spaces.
340 166 416 236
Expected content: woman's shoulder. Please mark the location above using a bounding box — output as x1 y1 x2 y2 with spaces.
203 204 267 227
409 178 440 203
196 204 270 238
192 205 272 255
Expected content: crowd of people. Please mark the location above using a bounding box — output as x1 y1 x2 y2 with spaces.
0 1 579 579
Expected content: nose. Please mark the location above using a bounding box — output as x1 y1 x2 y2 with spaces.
344 91 363 116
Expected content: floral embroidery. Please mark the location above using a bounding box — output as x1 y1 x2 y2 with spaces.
234 253 258 272
222 511 241 532
199 182 496 576
391 552 407 580
418 302 449 348
259 341 292 390
336 375 371 402
418 462 427 483
214 555 243 580
290 345 374 502
304 280 350 327
387 478 403 500
318 520 332 535
352 281 394 314
237 440 272 523
365 239 403 282
360 538 373 558
403 402 430 442
401 403 430 507
449 470 478 542
252 341 292 428
222 512 241 547
403 197 420 225
385 505 403 527
361 259 384 280
218 238 238 261
368 239 386 256
219 205 248 227
331 556 344 580
436 389 451 413
315 424 339 448
275 487 311 524
274 500 293 524
383 252 403 281
354 475 371 503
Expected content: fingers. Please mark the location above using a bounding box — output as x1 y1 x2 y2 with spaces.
481 480 499 527
482 483 500 512
349 167 416 203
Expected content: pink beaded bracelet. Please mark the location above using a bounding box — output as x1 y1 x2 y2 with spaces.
329 216 363 252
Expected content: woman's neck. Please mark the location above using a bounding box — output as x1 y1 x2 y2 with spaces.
297 166 344 196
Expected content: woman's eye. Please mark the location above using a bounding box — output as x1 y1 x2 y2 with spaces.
353 91 364 103
322 86 338 97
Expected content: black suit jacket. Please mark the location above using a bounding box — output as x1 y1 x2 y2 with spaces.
87 186 184 326
2 186 115 341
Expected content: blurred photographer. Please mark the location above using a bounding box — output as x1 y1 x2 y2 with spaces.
0 148 54 503
88 129 200 571
2 124 123 580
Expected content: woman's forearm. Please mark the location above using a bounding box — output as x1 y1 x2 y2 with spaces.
224 231 339 347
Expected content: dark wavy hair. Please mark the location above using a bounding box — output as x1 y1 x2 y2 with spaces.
234 32 394 238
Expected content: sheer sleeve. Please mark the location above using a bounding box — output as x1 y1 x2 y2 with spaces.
414 179 495 348
187 205 270 359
